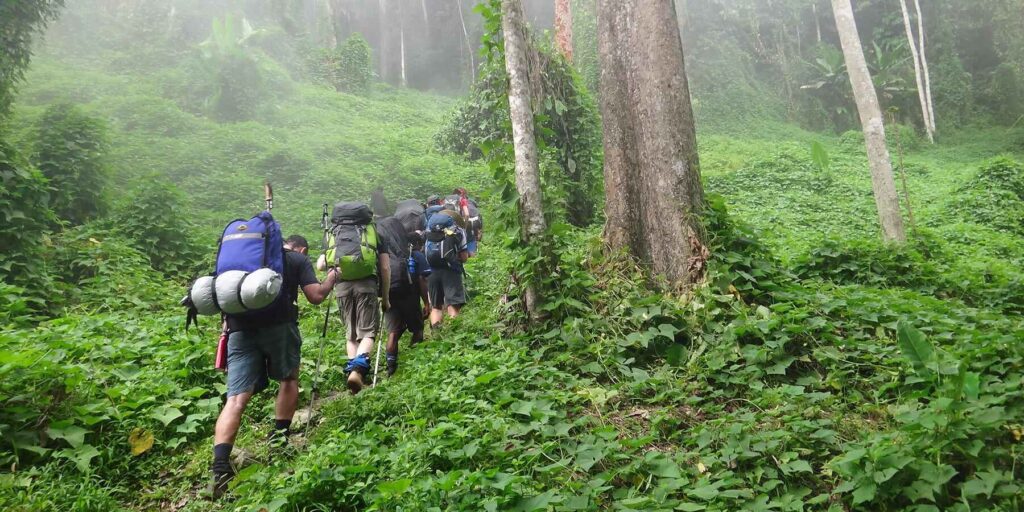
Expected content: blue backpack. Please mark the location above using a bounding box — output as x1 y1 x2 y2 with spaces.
217 211 285 275
214 211 286 315
424 212 462 269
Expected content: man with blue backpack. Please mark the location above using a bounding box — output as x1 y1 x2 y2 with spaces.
424 208 470 329
208 233 339 499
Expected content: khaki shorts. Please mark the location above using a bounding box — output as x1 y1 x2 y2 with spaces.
335 278 380 342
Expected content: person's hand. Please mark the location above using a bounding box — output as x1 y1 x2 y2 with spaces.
422 304 431 319
381 297 391 312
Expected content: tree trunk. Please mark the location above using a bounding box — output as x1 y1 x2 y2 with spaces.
378 0 403 86
502 0 548 317
597 0 708 288
813 2 821 43
554 0 573 62
899 0 933 143
400 10 408 87
914 0 936 135
456 0 476 81
831 0 907 243
421 0 430 33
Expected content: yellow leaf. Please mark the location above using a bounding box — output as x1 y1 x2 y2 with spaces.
696 462 707 474
129 428 154 456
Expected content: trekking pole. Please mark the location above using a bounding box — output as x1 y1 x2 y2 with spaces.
264 182 274 211
302 299 330 437
372 298 384 388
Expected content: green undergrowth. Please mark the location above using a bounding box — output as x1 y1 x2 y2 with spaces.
8 56 487 236
8 196 1007 511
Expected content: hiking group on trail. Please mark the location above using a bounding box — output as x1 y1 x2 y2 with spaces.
182 185 483 499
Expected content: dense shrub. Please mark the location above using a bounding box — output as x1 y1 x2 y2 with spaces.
984 63 1024 125
931 56 974 131
436 39 602 227
307 33 374 95
32 103 110 225
189 16 290 122
0 137 54 286
336 33 373 94
948 156 1024 235
105 179 205 276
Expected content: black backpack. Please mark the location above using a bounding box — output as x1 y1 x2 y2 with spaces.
394 199 425 236
466 199 483 233
377 217 413 295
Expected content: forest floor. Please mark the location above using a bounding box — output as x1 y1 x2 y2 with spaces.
3 50 1024 511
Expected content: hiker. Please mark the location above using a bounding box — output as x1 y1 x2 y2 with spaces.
424 209 470 329
377 217 430 376
424 194 445 230
317 202 391 395
211 235 338 499
447 188 483 256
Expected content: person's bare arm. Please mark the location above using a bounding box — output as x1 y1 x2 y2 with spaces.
419 275 430 316
301 267 338 305
458 250 469 263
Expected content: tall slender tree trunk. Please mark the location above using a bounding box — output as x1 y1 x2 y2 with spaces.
502 0 548 318
378 0 390 81
598 0 708 287
831 0 907 243
900 0 933 143
400 10 408 87
914 0 936 134
456 0 476 81
554 0 573 62
421 0 430 33
813 2 821 43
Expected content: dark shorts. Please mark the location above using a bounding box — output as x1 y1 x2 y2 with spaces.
384 290 424 334
226 323 302 397
336 278 380 343
428 268 466 308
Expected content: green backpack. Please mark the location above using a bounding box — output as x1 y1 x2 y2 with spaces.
326 224 379 280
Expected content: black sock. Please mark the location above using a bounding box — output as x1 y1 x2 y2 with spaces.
274 419 292 434
213 443 233 461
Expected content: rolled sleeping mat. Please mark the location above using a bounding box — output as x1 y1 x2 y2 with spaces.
215 271 248 315
215 269 284 315
189 275 220 316
239 268 283 311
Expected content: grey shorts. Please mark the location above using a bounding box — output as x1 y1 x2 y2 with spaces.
428 268 466 308
226 323 302 397
336 279 380 342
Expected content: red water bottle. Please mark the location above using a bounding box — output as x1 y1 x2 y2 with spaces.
215 332 228 371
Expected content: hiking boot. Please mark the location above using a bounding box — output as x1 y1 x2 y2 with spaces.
267 428 290 449
210 458 235 500
347 369 365 394
386 358 398 377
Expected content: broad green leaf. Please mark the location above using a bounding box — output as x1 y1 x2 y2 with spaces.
962 372 980 400
897 321 934 375
47 423 89 449
811 141 831 172
513 490 558 512
151 407 184 426
851 482 877 505
377 478 412 496
475 370 502 384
